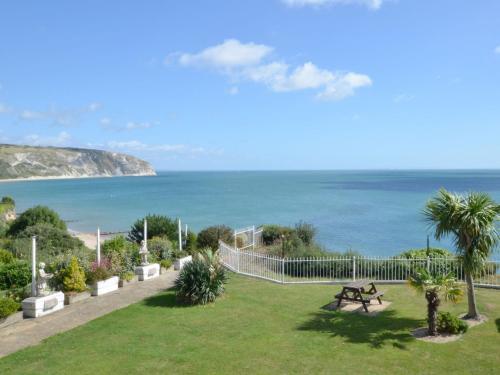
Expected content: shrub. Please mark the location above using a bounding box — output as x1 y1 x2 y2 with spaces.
437 312 468 334
1 196 15 206
4 285 31 303
128 215 178 244
7 205 66 237
160 259 173 270
399 248 454 259
0 260 31 290
175 249 227 305
86 258 113 285
11 224 86 262
148 236 173 260
294 221 316 246
62 257 87 293
0 297 20 319
102 235 143 275
119 271 135 282
197 225 233 251
0 249 14 264
185 231 197 255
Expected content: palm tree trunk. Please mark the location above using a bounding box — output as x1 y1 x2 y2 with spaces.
426 291 439 336
465 272 480 319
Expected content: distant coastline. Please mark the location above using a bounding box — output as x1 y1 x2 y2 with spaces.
0 173 156 183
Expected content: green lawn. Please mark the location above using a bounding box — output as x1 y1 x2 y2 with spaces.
1 274 500 374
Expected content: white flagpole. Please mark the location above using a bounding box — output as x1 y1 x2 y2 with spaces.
178 219 182 252
31 236 37 297
97 227 101 266
144 219 148 248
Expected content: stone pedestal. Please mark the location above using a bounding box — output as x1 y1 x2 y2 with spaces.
174 256 193 270
22 291 64 318
135 263 160 281
91 276 119 296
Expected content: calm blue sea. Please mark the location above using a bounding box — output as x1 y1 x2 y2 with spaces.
1 170 500 257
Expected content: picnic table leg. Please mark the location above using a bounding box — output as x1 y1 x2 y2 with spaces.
336 288 346 308
370 283 383 304
355 290 369 313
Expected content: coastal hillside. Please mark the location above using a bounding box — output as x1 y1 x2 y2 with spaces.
0 144 156 180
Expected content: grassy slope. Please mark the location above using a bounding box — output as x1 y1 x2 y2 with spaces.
1 275 499 374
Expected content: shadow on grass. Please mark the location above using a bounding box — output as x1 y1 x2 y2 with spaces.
141 288 190 308
495 318 500 333
298 308 422 350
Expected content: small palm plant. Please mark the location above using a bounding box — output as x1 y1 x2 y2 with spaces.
408 269 463 336
175 248 227 305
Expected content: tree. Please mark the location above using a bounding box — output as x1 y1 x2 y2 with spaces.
1 196 15 206
424 189 500 319
408 269 462 336
197 225 233 251
11 223 86 261
62 257 87 293
128 215 178 243
8 205 66 237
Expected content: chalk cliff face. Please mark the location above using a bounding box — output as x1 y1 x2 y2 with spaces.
0 144 156 180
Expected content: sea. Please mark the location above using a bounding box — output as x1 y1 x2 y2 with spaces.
1 170 500 257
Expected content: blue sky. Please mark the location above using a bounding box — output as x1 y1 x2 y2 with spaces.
0 0 499 170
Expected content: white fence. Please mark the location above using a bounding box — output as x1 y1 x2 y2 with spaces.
219 241 500 288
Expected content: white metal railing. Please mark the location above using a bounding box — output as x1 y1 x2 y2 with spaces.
218 241 500 288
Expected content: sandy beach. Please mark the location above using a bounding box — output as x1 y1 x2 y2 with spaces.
69 229 123 249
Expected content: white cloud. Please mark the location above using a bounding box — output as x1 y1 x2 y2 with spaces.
174 40 372 101
393 93 414 103
178 39 273 68
495 46 500 54
125 121 152 130
316 72 372 100
87 102 101 112
107 140 222 157
244 61 371 100
23 131 72 146
282 0 384 9
14 102 102 127
100 117 111 126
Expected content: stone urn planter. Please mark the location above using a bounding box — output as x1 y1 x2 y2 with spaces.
174 256 193 270
119 275 139 287
64 291 91 305
91 276 119 296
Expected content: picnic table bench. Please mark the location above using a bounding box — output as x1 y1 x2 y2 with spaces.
335 280 384 313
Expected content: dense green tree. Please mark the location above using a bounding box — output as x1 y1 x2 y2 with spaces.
197 225 233 251
8 205 66 237
128 215 178 243
11 223 86 261
424 189 500 319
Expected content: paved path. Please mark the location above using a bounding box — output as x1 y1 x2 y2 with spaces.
0 270 178 358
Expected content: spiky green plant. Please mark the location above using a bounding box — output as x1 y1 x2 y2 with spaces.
175 248 227 305
408 269 463 336
424 189 500 319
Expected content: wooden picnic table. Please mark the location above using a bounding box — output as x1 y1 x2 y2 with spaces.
335 279 384 313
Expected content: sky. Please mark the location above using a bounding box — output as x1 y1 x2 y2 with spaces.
0 0 499 170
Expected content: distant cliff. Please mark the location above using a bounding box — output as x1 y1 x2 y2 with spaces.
0 144 156 180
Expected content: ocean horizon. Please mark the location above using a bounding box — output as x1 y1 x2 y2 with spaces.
1 169 500 257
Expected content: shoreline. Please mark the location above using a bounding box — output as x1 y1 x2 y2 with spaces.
69 229 125 249
0 173 156 183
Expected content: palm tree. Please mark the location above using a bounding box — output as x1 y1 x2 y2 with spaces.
409 269 463 336
424 189 500 319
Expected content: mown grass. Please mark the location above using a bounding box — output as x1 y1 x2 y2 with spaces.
1 274 499 374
